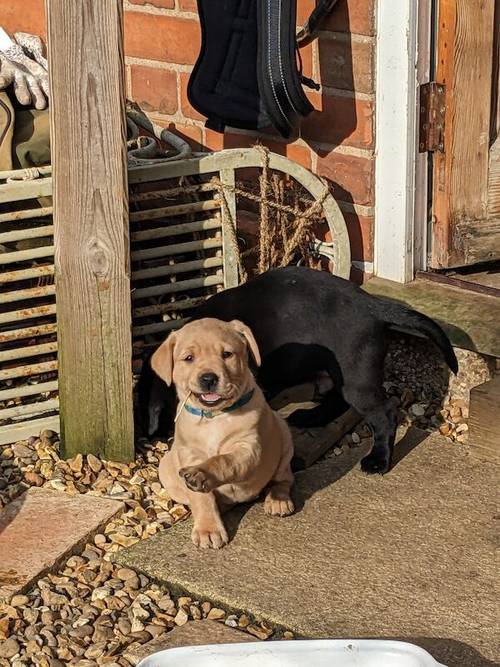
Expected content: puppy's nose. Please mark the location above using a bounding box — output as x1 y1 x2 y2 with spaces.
199 372 219 391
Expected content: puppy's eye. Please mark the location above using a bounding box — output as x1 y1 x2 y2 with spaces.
183 354 194 362
222 351 233 360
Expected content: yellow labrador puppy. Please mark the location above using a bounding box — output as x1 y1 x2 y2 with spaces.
151 318 294 549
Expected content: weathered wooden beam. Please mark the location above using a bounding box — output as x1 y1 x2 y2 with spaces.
269 383 362 470
46 0 134 461
469 374 500 462
451 217 500 266
290 409 361 471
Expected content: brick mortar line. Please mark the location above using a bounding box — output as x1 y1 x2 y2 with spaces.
313 44 319 83
308 142 374 160
316 30 375 44
149 111 200 127
204 126 374 160
176 72 182 120
124 1 197 19
318 86 375 101
127 105 375 162
125 56 193 73
338 201 374 216
125 65 133 100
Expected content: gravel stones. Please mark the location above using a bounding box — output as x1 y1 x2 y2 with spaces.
0 437 275 665
246 624 273 640
382 332 498 444
0 637 20 659
12 444 35 460
319 333 494 463
9 596 29 608
206 608 226 621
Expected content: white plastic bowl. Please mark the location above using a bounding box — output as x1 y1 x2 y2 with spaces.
137 639 447 667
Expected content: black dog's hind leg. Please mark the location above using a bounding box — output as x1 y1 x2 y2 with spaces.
287 387 349 428
343 383 398 473
341 345 398 474
359 397 398 474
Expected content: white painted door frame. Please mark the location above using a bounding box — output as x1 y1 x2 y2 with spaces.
374 0 432 283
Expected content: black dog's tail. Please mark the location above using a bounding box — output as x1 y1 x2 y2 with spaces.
367 297 459 374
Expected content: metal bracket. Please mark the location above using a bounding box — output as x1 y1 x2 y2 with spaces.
418 82 446 153
309 239 336 261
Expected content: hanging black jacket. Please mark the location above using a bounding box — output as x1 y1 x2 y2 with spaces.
188 0 339 139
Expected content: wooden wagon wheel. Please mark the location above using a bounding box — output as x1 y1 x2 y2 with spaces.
129 147 352 281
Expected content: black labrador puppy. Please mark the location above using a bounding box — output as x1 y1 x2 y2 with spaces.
137 266 457 474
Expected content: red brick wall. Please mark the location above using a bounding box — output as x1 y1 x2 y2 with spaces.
2 0 376 272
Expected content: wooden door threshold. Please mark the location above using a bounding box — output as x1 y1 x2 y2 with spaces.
415 270 500 298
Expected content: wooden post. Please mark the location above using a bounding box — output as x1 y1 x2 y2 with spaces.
46 0 134 461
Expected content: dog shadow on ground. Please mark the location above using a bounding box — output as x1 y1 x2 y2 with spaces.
222 424 427 541
397 636 499 667
291 424 428 514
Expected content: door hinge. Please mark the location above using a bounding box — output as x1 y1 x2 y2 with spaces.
418 82 445 153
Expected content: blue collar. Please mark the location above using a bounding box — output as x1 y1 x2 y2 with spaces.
184 389 255 419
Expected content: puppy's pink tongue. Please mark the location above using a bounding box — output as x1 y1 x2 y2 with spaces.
201 393 221 403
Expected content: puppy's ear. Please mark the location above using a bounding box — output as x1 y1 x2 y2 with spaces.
150 332 177 386
229 320 261 367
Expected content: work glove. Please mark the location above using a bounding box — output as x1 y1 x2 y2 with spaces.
13 32 48 71
0 31 49 110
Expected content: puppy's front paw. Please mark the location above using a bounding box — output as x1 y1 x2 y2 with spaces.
179 465 215 493
191 523 228 549
264 494 295 517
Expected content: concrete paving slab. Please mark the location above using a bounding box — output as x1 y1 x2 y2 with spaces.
0 487 123 600
124 620 257 665
116 429 500 667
